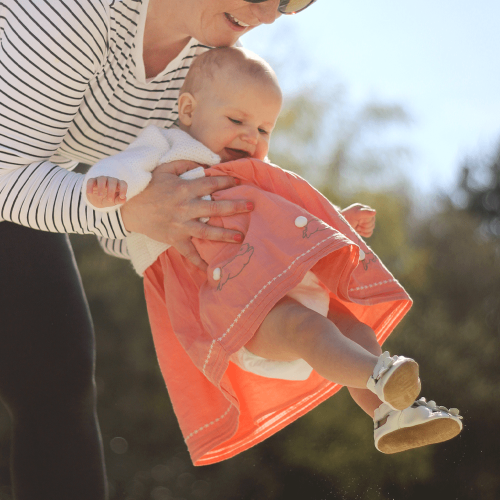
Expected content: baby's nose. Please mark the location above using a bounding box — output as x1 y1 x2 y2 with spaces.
241 128 258 145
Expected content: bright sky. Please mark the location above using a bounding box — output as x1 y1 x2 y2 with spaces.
243 0 500 194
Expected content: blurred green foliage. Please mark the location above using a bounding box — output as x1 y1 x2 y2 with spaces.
0 93 499 500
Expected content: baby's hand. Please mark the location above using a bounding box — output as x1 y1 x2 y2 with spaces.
86 176 128 209
341 203 376 238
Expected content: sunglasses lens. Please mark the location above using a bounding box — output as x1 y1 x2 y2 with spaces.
243 0 316 14
278 0 315 14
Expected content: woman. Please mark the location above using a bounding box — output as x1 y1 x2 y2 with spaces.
0 0 316 498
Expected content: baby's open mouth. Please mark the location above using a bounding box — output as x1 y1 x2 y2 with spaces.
224 148 250 159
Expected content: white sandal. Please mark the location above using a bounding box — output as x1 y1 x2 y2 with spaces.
374 397 463 454
366 351 421 410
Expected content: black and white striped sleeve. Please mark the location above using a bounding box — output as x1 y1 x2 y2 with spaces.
0 0 128 239
96 235 130 259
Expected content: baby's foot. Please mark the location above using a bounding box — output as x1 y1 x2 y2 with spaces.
374 398 463 454
367 352 421 410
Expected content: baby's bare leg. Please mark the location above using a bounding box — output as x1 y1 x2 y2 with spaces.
327 305 383 418
245 297 379 389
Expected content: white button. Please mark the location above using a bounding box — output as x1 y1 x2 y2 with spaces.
295 216 308 228
359 249 365 260
213 268 221 281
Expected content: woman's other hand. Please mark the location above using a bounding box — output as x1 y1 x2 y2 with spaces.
120 160 253 271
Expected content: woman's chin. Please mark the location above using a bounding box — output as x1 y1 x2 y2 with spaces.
198 19 253 47
202 32 242 48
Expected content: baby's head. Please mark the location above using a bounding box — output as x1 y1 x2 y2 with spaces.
178 47 282 162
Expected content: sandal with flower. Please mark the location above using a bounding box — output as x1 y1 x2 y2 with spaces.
374 397 463 454
366 351 421 410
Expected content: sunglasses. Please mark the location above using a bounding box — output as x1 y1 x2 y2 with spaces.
244 0 317 15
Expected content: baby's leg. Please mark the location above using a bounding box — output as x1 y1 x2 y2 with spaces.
326 304 384 418
248 298 461 453
245 296 380 390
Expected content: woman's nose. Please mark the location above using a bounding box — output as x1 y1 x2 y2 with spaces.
252 0 281 25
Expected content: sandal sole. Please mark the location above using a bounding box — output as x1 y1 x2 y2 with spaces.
377 417 462 454
383 360 420 410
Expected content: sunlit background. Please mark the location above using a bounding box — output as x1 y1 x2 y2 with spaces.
0 2 499 499
245 0 500 194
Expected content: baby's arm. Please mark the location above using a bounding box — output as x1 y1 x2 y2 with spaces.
341 203 376 238
86 176 128 209
83 125 220 212
82 125 168 212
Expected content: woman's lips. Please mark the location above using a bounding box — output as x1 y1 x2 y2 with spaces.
224 13 250 32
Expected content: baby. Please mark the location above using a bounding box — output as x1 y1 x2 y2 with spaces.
84 47 462 466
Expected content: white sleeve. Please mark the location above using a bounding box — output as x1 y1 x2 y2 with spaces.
82 125 171 211
0 0 128 239
83 126 220 212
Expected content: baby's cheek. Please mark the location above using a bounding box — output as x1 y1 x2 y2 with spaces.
254 145 268 161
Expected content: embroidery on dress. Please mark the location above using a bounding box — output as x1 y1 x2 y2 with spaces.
352 232 378 271
302 218 328 239
217 243 254 291
361 251 378 271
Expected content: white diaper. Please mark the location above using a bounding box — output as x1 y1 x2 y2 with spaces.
230 271 330 381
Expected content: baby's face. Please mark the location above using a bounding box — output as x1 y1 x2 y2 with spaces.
181 74 282 162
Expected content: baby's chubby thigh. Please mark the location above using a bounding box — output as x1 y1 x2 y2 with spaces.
244 296 327 362
327 300 382 356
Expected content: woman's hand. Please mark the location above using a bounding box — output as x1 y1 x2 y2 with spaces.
341 203 376 238
120 160 253 271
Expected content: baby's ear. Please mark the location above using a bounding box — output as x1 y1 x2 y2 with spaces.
178 92 196 127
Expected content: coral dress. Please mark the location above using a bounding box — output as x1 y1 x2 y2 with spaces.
143 158 412 465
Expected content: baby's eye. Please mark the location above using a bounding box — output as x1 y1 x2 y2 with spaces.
258 128 269 135
228 117 242 125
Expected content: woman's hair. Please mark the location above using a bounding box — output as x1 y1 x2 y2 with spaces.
180 46 281 97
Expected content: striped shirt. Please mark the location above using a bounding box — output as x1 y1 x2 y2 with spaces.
0 0 209 251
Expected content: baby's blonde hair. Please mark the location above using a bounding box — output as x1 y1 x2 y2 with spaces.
181 47 281 98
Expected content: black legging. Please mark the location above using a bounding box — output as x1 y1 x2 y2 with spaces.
0 222 107 499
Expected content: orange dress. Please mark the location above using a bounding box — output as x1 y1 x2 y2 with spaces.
143 158 412 465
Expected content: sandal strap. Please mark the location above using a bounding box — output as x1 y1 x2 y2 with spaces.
412 397 462 418
373 402 394 428
371 351 396 381
374 397 463 430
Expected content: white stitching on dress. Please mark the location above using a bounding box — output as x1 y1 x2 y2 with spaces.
349 279 397 292
201 234 337 375
184 404 233 442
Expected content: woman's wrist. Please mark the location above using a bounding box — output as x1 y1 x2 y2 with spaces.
117 205 133 236
119 201 137 234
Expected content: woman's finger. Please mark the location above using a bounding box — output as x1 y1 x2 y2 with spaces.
155 159 202 176
190 198 254 219
187 220 244 244
191 174 241 197
121 169 251 247
173 239 208 272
